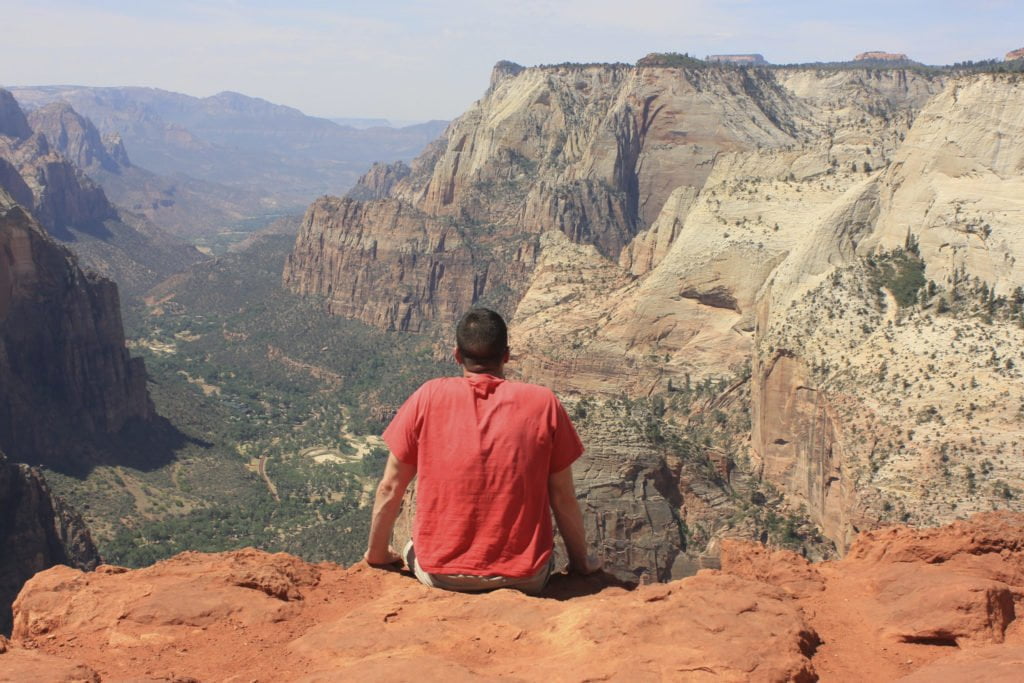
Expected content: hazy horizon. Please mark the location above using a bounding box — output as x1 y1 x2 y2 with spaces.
1 1 1021 121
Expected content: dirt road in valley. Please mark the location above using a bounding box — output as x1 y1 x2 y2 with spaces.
257 456 280 502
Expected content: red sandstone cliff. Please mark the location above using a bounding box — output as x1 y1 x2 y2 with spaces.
2 512 1022 681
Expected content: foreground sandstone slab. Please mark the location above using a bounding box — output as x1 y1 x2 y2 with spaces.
4 512 1024 682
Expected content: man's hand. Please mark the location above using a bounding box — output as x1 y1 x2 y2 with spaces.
363 546 403 568
569 552 603 576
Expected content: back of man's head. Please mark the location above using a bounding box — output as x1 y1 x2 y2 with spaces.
456 308 508 372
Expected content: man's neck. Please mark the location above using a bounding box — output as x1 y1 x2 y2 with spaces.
462 367 505 379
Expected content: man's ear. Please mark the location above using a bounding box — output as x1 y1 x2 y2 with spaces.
502 347 510 364
454 347 464 365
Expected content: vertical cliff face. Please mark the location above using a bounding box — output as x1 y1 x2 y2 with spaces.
27 103 126 174
345 161 411 202
751 353 858 548
0 449 99 635
26 151 119 238
283 196 532 331
0 189 153 466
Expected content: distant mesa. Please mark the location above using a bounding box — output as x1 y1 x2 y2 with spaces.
636 52 706 68
1007 47 1024 61
707 54 768 66
855 51 910 62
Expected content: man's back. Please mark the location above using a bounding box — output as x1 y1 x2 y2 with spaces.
383 373 582 577
364 306 598 590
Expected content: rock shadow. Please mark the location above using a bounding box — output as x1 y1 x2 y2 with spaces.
373 564 636 600
543 570 637 600
39 415 204 478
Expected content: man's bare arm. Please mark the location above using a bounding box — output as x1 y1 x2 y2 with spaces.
364 453 416 566
548 465 602 574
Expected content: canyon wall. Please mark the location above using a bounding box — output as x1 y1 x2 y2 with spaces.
0 189 154 467
287 63 913 333
750 74 1024 549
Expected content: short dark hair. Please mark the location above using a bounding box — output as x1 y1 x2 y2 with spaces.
456 308 508 370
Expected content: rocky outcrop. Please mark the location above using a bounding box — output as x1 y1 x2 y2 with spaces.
1005 48 1024 61
287 63 943 350
26 103 125 173
0 91 31 141
0 115 117 236
289 64 1022 564
0 450 99 635
283 196 531 331
751 353 858 549
284 63 1024 567
23 149 118 237
4 513 1023 680
0 189 154 466
346 160 411 201
508 72 1024 554
0 159 32 210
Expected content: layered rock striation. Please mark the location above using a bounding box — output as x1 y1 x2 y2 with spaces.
287 63 942 367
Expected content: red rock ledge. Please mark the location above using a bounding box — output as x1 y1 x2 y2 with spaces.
3 512 1024 681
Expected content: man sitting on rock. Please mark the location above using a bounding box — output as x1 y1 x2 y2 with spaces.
363 307 600 593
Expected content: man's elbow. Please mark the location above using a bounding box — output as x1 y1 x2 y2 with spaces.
375 477 404 503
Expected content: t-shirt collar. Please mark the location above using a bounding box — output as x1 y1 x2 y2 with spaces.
466 372 504 398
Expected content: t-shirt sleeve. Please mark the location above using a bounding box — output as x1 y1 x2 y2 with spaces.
382 384 426 466
549 395 584 474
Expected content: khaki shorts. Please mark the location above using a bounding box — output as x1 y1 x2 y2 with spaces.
403 541 553 596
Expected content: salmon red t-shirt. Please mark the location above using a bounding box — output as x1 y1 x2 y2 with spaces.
382 373 584 577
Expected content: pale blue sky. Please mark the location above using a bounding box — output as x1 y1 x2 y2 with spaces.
1 1 1020 120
